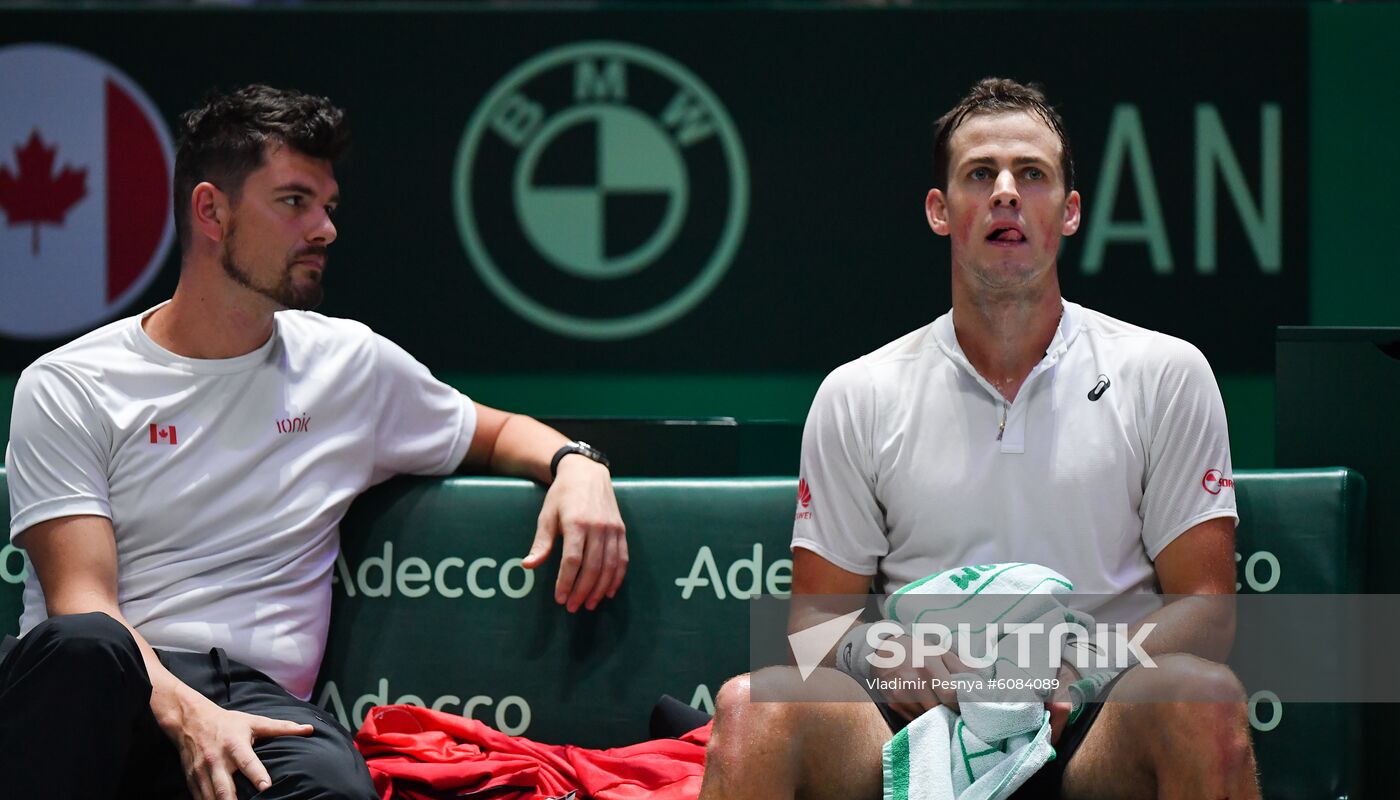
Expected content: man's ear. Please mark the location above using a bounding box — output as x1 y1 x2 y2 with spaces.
190 182 230 244
1062 189 1081 236
926 188 950 237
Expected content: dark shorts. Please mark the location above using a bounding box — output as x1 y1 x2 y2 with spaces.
872 668 1134 800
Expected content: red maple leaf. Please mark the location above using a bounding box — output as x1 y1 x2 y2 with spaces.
0 130 88 255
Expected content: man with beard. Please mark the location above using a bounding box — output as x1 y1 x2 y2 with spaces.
0 85 626 800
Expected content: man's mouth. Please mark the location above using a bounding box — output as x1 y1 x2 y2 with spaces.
986 227 1026 243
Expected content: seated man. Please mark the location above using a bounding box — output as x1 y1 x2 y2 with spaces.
699 78 1258 799
0 84 626 800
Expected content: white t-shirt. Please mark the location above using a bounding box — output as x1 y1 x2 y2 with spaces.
6 306 476 699
792 300 1237 625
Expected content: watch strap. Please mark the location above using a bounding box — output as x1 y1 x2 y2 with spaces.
550 441 609 479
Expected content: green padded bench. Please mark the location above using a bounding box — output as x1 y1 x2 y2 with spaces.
0 468 1365 799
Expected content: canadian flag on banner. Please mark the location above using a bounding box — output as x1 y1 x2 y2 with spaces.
0 43 175 341
149 424 177 445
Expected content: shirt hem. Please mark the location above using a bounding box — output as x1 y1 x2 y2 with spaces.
432 394 476 476
790 538 879 577
10 496 112 542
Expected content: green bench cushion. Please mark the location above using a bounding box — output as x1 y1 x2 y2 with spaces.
0 468 1365 798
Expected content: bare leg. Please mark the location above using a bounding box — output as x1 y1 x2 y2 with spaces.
699 667 893 800
1061 654 1260 800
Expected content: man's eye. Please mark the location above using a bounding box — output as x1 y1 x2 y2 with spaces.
325 205 338 218
970 167 991 180
1026 168 1045 180
281 196 303 208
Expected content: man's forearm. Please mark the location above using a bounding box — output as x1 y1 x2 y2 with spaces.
1136 518 1239 663
488 414 570 483
459 406 571 483
787 549 881 668
788 596 872 672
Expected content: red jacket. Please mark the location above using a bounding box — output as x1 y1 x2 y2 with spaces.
356 705 710 800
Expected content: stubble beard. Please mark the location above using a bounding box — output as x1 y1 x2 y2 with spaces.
220 226 324 311
960 251 1051 299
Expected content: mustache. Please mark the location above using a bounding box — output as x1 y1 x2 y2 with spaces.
289 246 328 263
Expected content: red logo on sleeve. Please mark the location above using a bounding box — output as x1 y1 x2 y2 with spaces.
1202 469 1233 494
795 478 813 520
149 423 176 445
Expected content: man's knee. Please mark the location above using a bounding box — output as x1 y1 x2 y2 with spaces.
708 670 807 767
712 668 824 733
253 726 376 800
1163 658 1252 770
31 611 135 654
714 673 752 723
703 669 889 800
1127 655 1253 774
710 673 760 761
710 666 878 749
1138 653 1248 704
20 612 146 684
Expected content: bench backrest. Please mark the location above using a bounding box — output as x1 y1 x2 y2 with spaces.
0 468 1365 799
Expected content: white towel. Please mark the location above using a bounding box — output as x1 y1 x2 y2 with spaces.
884 705 1053 800
881 563 1098 800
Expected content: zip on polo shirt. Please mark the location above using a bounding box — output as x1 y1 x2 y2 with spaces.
990 361 1058 454
934 307 1075 455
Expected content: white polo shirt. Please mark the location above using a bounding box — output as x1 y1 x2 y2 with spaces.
792 300 1237 625
6 307 476 698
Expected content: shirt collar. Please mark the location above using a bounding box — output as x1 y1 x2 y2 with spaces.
932 298 1082 376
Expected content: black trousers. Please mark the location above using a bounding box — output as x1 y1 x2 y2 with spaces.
0 612 376 799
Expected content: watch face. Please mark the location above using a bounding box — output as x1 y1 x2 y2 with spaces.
574 441 608 465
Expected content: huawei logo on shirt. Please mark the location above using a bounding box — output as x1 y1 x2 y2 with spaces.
795 478 813 521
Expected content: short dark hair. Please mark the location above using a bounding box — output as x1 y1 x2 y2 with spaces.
173 84 351 251
932 77 1074 193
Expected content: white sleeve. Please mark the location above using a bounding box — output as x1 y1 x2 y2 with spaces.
790 361 887 575
1139 337 1238 560
370 335 477 481
7 364 113 540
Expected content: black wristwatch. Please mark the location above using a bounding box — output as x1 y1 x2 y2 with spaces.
550 440 610 478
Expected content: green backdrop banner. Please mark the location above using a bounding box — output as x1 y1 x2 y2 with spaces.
0 6 1306 378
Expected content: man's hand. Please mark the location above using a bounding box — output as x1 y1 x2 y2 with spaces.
460 405 628 611
872 636 972 723
18 515 314 799
1045 659 1082 745
875 646 1080 741
159 689 312 800
522 456 627 612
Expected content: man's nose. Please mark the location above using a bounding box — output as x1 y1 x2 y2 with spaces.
991 170 1020 208
310 210 337 245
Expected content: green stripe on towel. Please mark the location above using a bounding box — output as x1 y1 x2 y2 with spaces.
886 727 912 800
